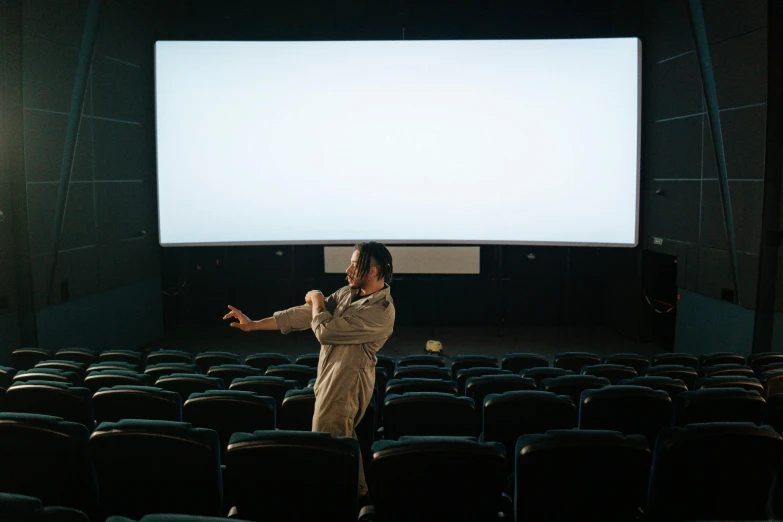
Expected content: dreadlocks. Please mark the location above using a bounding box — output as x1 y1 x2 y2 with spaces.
353 241 393 284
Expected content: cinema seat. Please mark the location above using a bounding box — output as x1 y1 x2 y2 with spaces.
501 353 550 374
155 373 224 401
93 386 182 423
0 492 89 522
699 352 745 368
90 419 222 519
695 375 764 394
99 350 144 366
385 378 458 396
375 354 396 377
206 364 263 387
672 388 766 427
393 365 450 381
520 367 573 387
515 430 651 522
455 367 511 395
194 351 241 373
450 355 499 380
0 413 98 518
294 353 320 367
700 363 754 378
652 353 698 369
6 381 94 429
244 353 292 372
465 374 536 417
84 370 152 393
264 364 317 388
279 388 315 431
368 436 506 522
396 354 446 368
183 389 275 454
144 363 200 381
11 349 52 371
383 392 476 438
581 364 638 384
146 350 193 365
645 364 698 390
54 349 97 366
481 390 577 464
579 385 672 446
602 353 649 374
226 430 361 522
553 352 601 374
647 422 783 521
229 375 299 410
12 368 80 386
540 374 610 405
618 375 688 398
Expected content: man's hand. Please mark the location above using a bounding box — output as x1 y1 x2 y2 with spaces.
223 305 254 332
305 290 325 307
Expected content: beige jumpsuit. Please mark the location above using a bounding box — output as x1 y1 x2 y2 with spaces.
273 284 395 494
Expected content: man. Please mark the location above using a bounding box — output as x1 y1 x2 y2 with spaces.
222 241 395 498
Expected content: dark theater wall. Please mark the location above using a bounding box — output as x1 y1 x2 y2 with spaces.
638 0 773 354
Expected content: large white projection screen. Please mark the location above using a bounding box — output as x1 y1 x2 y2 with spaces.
155 38 641 247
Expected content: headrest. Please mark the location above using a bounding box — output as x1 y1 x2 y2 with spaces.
484 390 574 406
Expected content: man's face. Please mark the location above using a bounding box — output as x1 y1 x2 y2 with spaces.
346 250 376 288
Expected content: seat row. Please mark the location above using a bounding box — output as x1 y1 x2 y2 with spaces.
3 413 783 522
13 347 783 376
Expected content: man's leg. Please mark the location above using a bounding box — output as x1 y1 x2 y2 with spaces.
312 367 375 495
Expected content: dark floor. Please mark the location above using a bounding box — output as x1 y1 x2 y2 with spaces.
154 321 666 364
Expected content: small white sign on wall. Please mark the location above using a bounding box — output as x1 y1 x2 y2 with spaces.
324 246 481 275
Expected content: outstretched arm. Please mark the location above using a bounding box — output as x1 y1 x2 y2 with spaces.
223 305 280 332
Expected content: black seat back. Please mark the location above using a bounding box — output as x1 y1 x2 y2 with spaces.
279 388 315 431
226 430 360 522
579 385 672 445
6 381 94 429
393 365 451 381
383 392 476 438
194 351 241 373
482 390 577 461
553 352 601 374
618 376 688 398
92 385 182 423
647 422 783 521
229 375 299 411
450 355 499 380
386 378 458 396
700 352 745 368
581 364 638 384
369 437 506 522
90 419 222 519
244 353 292 372
294 353 320 367
264 364 317 388
520 367 573 387
696 375 764 394
84 370 152 394
602 353 650 374
645 364 698 389
146 350 193 366
652 353 698 369
0 413 98 518
11 349 52 371
541 374 610 405
206 364 263 388
54 349 97 366
155 373 224 402
501 353 550 374
98 350 143 365
183 390 276 455
672 388 766 426
396 354 446 368
455 367 511 395
516 430 651 522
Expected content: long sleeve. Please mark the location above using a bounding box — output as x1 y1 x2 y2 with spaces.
311 299 394 345
273 304 313 335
